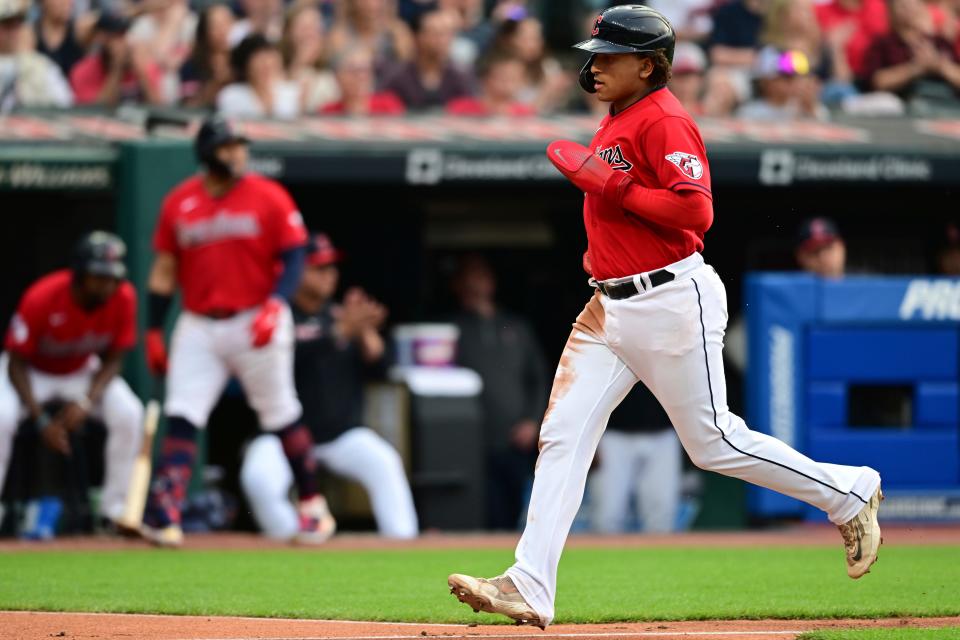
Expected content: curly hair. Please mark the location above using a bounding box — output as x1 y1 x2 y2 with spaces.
645 50 673 88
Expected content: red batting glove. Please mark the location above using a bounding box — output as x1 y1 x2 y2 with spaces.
547 140 632 203
145 328 168 375
251 297 284 348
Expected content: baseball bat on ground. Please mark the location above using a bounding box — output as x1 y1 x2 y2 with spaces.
116 389 161 531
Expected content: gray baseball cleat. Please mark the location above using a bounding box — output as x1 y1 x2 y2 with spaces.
139 522 184 548
838 487 883 579
447 573 545 629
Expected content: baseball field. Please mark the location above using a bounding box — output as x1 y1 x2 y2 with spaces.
1 526 959 640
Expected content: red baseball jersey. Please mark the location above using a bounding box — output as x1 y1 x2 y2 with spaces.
585 87 712 280
5 270 137 375
153 174 308 314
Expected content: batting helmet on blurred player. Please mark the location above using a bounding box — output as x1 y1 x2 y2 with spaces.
72 231 128 280
194 115 249 179
575 5 676 93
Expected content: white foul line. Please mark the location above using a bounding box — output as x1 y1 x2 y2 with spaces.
189 631 805 640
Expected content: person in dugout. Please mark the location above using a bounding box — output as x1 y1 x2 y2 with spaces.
240 233 418 540
0 231 143 532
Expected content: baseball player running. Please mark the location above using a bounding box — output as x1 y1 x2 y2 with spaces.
0 232 143 529
449 6 883 628
140 114 334 547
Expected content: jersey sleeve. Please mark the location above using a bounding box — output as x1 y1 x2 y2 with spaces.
4 285 44 357
152 191 180 255
641 116 712 198
268 181 308 252
110 283 138 352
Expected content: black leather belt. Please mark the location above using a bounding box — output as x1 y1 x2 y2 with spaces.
596 269 675 299
200 308 241 320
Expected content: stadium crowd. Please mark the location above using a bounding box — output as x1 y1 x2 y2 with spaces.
3 0 960 117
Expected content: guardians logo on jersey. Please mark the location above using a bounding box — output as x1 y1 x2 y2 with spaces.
596 144 633 171
665 151 704 180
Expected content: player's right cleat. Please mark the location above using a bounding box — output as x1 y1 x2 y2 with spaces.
139 522 184 548
838 487 883 579
447 573 545 629
295 495 336 544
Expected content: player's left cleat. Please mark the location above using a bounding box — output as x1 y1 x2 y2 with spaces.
448 573 546 629
139 522 184 548
838 486 883 579
296 495 336 544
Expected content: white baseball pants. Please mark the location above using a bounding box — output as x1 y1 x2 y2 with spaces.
164 307 301 430
240 428 419 539
0 353 143 521
506 252 881 626
589 428 681 534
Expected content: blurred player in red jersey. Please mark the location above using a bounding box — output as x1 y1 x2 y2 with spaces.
140 115 334 547
449 6 883 628
0 232 143 530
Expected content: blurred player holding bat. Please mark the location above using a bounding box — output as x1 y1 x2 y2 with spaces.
0 231 144 532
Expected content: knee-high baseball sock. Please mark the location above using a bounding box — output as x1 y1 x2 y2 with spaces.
143 417 198 528
276 422 319 502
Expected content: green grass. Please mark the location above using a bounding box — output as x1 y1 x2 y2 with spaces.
799 628 960 639
0 546 958 623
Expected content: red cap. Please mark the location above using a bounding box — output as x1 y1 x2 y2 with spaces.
797 217 841 253
306 233 345 267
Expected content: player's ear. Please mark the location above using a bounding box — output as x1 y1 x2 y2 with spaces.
637 54 654 81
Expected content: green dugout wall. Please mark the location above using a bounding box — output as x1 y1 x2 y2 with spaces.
115 141 195 398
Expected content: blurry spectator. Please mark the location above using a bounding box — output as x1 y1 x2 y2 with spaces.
326 0 414 76
763 0 858 104
382 10 474 112
861 0 960 105
702 66 750 115
320 46 404 114
241 234 418 540
282 3 339 113
589 384 681 534
0 0 73 110
127 0 198 104
218 34 301 119
450 254 548 531
490 16 572 113
737 46 828 120
796 217 846 277
446 51 534 115
708 0 770 68
229 0 283 45
180 3 234 107
935 222 960 275
34 0 93 79
438 0 493 67
647 0 714 44
815 0 889 78
70 13 160 106
668 42 708 115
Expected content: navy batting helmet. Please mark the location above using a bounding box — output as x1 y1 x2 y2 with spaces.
575 5 676 93
195 114 249 177
73 231 127 280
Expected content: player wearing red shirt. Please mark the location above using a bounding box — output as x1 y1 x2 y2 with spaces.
449 6 883 628
0 232 143 529
140 115 334 547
